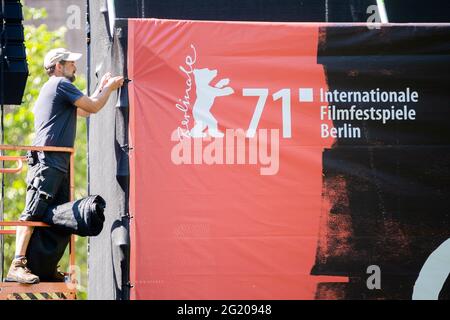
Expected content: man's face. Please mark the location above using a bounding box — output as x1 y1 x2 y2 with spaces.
60 60 77 82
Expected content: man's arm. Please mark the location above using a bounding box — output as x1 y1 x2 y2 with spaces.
77 108 91 117
75 75 124 115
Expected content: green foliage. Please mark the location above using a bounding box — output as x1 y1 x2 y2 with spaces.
2 5 88 299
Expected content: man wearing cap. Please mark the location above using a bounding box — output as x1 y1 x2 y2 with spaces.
5 48 124 283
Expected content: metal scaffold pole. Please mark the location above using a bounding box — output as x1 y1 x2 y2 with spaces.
0 0 6 281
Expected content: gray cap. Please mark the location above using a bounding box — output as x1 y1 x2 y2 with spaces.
44 48 82 69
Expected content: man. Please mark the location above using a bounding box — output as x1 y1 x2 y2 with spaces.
5 48 124 284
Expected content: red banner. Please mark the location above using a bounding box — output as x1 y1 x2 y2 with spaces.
128 18 348 299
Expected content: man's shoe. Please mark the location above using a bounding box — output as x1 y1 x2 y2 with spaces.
5 257 40 284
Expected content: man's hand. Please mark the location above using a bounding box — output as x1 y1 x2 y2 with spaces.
75 75 125 115
98 72 112 92
91 72 112 99
105 76 125 91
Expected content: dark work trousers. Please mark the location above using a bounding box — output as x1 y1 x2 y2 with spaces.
20 160 70 221
20 155 72 281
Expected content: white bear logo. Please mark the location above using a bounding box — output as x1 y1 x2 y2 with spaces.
189 68 234 138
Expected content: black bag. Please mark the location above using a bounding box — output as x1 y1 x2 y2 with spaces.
43 195 106 237
26 195 106 280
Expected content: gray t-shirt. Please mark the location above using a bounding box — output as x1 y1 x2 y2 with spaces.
32 76 84 172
